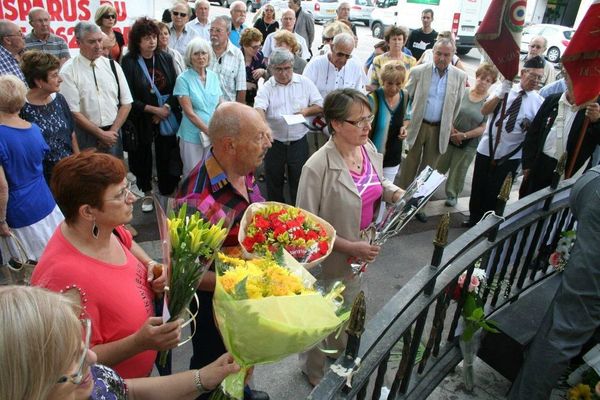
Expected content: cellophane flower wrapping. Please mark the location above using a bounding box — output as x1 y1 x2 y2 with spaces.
212 250 348 399
155 195 235 367
238 202 336 269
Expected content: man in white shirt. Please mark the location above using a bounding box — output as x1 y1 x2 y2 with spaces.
466 56 545 226
60 22 132 157
185 0 211 41
254 49 323 204
303 32 366 152
169 1 198 55
521 36 557 89
303 33 365 98
208 16 246 103
262 9 310 60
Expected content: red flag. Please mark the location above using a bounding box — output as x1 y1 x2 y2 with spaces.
475 0 527 81
562 0 600 106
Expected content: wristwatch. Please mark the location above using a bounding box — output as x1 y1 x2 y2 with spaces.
194 369 209 394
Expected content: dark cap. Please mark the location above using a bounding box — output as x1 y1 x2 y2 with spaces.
523 55 545 69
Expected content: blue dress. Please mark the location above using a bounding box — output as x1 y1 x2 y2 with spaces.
90 364 128 400
0 123 55 228
20 93 74 183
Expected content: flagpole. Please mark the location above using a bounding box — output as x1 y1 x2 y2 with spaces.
492 92 509 164
565 116 591 179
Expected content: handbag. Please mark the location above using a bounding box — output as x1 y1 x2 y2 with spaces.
1 233 37 285
137 57 180 137
109 59 139 151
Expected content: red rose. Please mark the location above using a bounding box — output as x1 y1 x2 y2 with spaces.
318 241 329 254
242 236 255 251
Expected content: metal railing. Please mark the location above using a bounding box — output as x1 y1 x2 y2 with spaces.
310 162 576 400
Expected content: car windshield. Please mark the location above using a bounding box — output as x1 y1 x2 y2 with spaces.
563 30 575 40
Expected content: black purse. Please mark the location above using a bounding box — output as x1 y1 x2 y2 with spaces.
109 59 138 152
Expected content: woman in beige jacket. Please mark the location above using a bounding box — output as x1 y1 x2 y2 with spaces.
296 88 403 385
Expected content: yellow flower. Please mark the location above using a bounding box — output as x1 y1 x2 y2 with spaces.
568 384 592 400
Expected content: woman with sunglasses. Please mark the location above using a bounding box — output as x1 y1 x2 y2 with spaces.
31 151 180 380
0 286 240 400
253 4 278 45
94 4 124 62
296 89 403 386
240 28 267 106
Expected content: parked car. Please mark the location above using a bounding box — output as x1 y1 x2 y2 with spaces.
519 24 575 63
349 0 375 26
302 0 339 24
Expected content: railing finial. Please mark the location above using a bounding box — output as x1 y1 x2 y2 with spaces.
498 173 513 203
433 212 450 247
347 291 366 338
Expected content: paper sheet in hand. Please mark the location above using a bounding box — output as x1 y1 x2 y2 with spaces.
283 114 306 125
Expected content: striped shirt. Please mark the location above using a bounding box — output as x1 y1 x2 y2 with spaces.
176 151 264 246
25 33 70 60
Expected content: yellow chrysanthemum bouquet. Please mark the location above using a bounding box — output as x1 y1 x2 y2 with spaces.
210 250 349 399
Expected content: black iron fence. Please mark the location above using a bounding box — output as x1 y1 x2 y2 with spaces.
309 170 577 400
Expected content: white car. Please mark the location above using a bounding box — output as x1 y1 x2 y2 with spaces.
519 24 575 63
301 0 339 24
349 0 375 26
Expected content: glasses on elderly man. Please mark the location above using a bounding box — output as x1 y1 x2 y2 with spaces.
57 319 92 385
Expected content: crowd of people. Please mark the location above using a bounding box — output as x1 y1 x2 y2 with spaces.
0 1 599 399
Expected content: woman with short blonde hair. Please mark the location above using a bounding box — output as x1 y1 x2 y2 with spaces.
273 30 306 74
0 286 240 399
94 4 124 61
0 75 63 261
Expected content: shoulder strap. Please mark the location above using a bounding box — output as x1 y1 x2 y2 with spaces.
109 59 121 107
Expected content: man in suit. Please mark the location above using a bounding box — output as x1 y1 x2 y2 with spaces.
509 165 600 400
398 38 466 221
465 56 545 226
520 74 600 197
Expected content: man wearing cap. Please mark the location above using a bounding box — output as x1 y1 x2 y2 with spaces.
521 36 557 89
465 56 545 227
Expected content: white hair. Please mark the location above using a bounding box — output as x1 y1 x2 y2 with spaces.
184 37 212 67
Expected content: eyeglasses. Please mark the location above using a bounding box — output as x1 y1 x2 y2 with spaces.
335 52 352 59
322 36 333 43
210 28 225 34
57 319 91 385
526 72 544 81
529 44 543 49
107 181 138 203
102 14 116 19
232 9 247 13
3 32 24 38
172 11 188 17
345 115 374 128
249 44 262 50
273 66 293 73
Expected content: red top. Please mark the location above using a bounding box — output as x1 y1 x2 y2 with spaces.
32 225 156 379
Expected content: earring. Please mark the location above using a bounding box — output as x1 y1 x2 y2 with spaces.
92 220 99 239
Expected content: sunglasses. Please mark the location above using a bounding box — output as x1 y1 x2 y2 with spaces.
335 52 352 59
102 14 116 19
172 11 188 17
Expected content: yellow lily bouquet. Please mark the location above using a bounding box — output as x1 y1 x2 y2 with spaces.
210 250 349 399
156 199 234 367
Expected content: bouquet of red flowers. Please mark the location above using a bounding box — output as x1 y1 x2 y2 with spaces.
239 202 335 268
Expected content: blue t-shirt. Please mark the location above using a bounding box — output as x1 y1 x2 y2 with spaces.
173 68 222 145
0 123 56 228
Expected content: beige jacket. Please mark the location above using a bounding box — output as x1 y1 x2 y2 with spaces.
405 63 467 154
296 139 400 282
